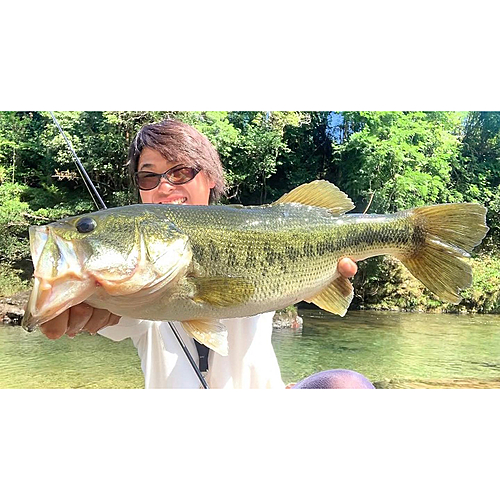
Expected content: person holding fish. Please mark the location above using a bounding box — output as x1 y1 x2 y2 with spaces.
29 119 487 388
35 119 374 389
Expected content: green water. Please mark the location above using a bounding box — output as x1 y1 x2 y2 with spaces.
0 326 144 388
274 310 500 388
1 310 500 388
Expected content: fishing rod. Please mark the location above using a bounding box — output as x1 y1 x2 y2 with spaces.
49 112 209 389
49 112 107 211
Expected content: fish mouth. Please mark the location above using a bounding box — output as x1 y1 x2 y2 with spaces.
21 275 95 331
21 225 95 331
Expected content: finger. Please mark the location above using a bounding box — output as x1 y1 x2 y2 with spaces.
66 303 94 337
40 310 70 340
84 308 114 335
338 257 358 278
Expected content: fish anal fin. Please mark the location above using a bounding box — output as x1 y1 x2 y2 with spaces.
181 319 228 356
273 180 355 215
191 277 255 307
306 275 354 317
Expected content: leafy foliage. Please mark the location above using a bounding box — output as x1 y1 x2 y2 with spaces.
333 111 466 212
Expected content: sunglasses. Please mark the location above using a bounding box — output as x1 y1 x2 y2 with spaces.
133 165 201 191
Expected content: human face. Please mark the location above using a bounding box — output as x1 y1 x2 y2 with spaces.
137 147 215 206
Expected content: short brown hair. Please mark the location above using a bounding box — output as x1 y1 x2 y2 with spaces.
128 119 227 203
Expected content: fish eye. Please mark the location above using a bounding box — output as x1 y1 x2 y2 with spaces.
76 217 97 234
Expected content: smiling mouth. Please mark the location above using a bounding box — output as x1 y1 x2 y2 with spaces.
159 197 187 205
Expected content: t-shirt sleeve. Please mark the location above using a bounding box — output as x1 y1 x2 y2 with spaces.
98 316 151 342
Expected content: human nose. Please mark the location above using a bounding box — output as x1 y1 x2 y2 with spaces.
156 174 175 192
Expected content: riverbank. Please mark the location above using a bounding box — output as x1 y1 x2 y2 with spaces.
0 291 29 325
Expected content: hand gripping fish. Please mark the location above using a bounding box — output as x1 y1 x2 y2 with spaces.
22 181 489 355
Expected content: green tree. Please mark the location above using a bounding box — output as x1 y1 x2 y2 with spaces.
275 111 333 193
224 111 304 204
454 111 500 251
333 111 465 213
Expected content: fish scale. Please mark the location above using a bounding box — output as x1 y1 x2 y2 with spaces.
154 205 421 314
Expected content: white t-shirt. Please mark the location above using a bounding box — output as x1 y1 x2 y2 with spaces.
99 312 285 389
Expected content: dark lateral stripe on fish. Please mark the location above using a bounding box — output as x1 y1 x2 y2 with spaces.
193 218 424 273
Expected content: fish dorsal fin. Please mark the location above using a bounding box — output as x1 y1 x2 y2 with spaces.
181 319 228 356
304 274 354 317
273 180 354 215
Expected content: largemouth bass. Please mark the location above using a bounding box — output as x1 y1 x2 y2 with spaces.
22 181 489 355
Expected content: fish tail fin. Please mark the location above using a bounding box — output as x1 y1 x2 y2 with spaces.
400 203 489 304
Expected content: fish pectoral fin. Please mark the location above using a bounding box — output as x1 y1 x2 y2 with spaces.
273 180 355 215
305 275 354 317
181 319 228 356
190 277 255 307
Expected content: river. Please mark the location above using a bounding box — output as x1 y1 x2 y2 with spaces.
1 310 499 388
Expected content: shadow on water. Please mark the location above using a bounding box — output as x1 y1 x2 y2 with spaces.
1 310 500 388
